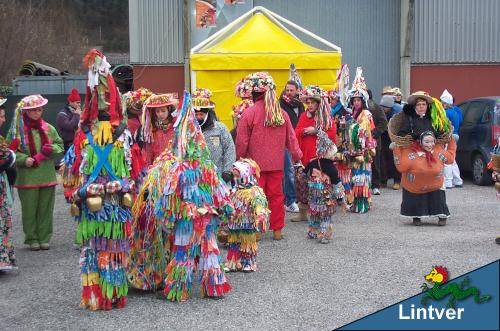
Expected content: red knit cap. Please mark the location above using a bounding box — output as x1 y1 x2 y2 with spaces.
67 88 81 103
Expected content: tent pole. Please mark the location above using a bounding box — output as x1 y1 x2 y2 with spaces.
183 0 191 91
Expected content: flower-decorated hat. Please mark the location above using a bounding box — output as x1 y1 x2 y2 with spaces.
299 85 332 131
0 97 7 107
20 94 48 110
232 99 254 125
242 72 285 127
192 88 215 110
144 93 178 108
141 93 179 143
234 79 252 99
300 85 327 102
124 87 153 114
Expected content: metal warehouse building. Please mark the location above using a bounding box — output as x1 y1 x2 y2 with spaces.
129 0 500 103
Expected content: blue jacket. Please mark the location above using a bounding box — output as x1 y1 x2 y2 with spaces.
445 106 463 134
387 103 403 120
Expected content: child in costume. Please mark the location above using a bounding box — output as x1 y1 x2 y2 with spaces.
127 94 179 291
139 93 178 166
62 49 138 310
226 158 269 272
0 100 17 270
304 131 345 243
8 94 63 251
133 91 233 301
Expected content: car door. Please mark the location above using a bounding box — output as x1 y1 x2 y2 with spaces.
458 101 487 171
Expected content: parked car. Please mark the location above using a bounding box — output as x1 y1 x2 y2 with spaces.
456 97 500 185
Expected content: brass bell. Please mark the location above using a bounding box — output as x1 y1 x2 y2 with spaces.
70 203 80 216
86 196 103 212
335 152 344 161
369 148 376 157
122 193 133 208
355 155 365 163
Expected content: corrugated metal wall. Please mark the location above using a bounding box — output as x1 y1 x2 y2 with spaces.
129 0 184 64
129 0 401 96
413 0 500 64
253 0 401 97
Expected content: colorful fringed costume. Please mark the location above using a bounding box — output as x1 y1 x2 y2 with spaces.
132 91 233 301
62 49 138 310
337 67 376 213
304 131 345 242
226 159 269 272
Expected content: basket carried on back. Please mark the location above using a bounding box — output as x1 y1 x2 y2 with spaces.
492 154 500 171
388 111 452 148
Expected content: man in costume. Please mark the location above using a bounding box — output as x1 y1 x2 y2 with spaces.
62 49 139 310
235 72 302 240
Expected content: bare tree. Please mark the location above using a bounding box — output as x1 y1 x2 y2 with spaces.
0 0 89 85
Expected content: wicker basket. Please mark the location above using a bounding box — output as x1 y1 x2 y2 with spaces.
492 154 500 171
388 112 452 148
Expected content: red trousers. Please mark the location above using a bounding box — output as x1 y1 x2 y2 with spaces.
258 170 285 231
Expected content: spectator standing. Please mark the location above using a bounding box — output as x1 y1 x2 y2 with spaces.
367 89 388 195
379 95 402 189
56 88 81 153
279 80 304 213
440 89 464 188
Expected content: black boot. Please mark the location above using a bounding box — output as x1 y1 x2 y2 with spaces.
495 237 500 245
413 218 422 226
438 218 447 226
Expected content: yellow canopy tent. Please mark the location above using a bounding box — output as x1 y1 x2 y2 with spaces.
190 6 342 128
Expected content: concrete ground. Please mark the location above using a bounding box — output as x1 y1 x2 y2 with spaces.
1 180 499 330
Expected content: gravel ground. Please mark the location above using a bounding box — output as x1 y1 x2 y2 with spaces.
1 180 499 330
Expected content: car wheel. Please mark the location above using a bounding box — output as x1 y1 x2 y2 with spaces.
472 154 492 186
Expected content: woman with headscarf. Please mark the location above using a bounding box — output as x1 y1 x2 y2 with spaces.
392 131 456 226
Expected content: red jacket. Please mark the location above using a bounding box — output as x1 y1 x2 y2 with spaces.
236 99 302 172
295 112 337 166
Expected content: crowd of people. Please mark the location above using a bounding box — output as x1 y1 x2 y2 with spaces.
2 48 491 310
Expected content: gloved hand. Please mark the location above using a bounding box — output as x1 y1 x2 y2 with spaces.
222 171 234 184
41 144 53 157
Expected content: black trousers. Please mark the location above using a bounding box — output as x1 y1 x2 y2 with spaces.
380 132 401 184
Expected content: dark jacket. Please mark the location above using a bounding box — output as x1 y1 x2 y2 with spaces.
368 99 388 140
279 93 305 128
398 104 440 139
56 105 80 143
305 158 340 185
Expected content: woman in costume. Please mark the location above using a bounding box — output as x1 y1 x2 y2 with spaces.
295 85 336 167
0 98 17 271
8 94 63 251
225 158 269 272
303 131 345 243
63 49 136 310
393 131 456 226
133 92 233 301
139 93 178 166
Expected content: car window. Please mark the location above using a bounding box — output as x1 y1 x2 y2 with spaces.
481 101 494 123
462 101 487 126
